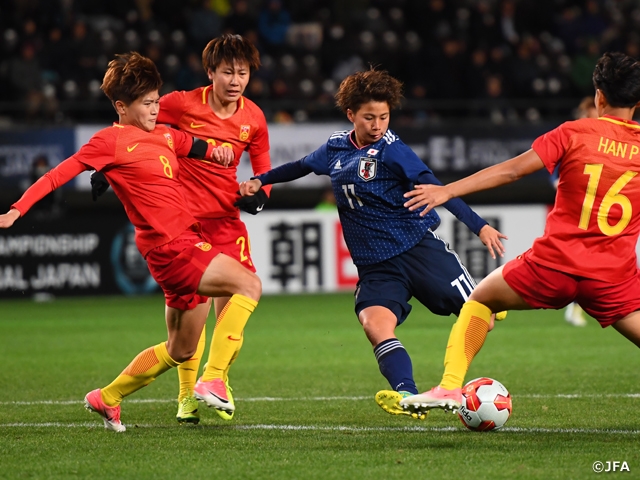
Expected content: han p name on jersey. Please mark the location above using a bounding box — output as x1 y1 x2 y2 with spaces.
358 157 377 181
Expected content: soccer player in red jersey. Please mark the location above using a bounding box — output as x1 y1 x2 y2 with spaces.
156 34 271 423
398 52 640 415
0 52 262 432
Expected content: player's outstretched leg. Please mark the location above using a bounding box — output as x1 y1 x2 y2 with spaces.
86 341 181 431
401 300 491 415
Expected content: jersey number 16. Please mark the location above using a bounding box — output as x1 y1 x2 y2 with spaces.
580 164 637 236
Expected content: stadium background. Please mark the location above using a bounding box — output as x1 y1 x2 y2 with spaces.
1 0 638 298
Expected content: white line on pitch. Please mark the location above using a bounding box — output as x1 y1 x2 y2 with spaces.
1 423 639 435
2 393 640 406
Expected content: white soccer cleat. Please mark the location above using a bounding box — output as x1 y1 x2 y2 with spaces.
565 302 587 327
400 386 462 414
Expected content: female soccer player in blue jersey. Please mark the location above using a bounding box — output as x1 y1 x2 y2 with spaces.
240 68 506 419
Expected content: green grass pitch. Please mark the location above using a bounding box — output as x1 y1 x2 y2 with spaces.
1 293 639 479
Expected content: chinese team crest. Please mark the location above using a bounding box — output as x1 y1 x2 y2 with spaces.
239 124 250 141
358 157 377 181
164 133 174 150
195 242 212 251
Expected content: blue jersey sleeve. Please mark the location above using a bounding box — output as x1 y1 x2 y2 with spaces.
255 143 330 185
301 143 331 176
384 140 435 182
387 141 488 235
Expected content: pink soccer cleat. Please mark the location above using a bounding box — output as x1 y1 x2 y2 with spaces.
84 389 126 432
399 386 462 414
193 377 235 413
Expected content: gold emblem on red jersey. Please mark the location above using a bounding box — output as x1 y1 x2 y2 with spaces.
164 133 174 150
239 125 250 141
195 242 212 251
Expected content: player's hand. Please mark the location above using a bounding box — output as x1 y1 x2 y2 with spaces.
239 179 262 196
478 224 508 259
234 187 268 215
212 145 234 167
403 184 452 216
90 170 110 201
0 208 21 228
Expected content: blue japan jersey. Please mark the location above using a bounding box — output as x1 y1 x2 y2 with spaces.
257 129 487 266
303 130 441 265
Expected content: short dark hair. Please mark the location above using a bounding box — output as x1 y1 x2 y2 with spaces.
592 52 640 108
202 34 261 73
101 52 162 106
335 68 403 114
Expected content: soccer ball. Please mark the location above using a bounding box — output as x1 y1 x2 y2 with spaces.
457 377 512 431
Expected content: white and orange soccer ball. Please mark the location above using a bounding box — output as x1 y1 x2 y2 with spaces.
457 377 512 431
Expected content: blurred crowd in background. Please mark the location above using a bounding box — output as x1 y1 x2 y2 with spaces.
1 0 640 125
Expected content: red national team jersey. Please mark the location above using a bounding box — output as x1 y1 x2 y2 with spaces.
158 87 271 218
13 124 199 257
531 115 640 282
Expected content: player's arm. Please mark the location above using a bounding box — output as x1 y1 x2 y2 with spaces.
239 143 330 196
0 157 89 227
389 141 508 258
404 149 545 216
172 128 233 166
235 117 273 214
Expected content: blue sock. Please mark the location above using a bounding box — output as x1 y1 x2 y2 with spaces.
373 338 418 394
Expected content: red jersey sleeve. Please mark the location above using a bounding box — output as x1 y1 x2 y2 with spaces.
248 109 270 157
12 158 87 216
73 128 118 171
531 122 572 174
169 127 194 158
158 91 186 126
248 109 272 195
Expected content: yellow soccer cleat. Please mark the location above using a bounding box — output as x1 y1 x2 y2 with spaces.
495 311 508 321
176 395 200 424
375 390 427 420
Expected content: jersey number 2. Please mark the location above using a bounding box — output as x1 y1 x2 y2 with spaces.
579 164 637 236
342 184 363 209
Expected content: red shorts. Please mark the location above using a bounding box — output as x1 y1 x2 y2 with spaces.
145 227 221 311
198 217 256 273
503 250 640 327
